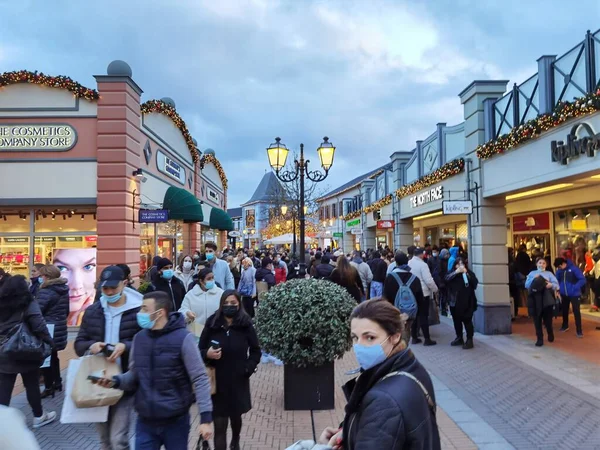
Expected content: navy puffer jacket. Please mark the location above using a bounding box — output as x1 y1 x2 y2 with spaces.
36 278 70 351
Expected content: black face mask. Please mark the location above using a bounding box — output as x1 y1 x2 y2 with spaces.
222 305 239 318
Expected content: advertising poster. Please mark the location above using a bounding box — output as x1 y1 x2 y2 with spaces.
52 248 97 326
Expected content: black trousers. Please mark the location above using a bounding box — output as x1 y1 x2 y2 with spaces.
242 296 255 318
214 415 242 450
534 306 554 341
411 296 431 340
561 296 582 334
0 370 43 417
450 307 474 340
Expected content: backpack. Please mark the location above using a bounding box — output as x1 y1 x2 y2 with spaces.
390 271 418 319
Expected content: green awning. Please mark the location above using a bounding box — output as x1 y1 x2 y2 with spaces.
209 207 234 231
162 186 204 223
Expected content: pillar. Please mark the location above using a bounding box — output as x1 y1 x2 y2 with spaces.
389 151 414 251
459 80 510 334
360 179 375 250
190 138 202 254
94 61 143 280
397 219 414 252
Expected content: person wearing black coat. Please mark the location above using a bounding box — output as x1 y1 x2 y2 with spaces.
255 258 276 288
36 265 70 398
330 255 364 303
0 275 56 428
313 255 335 280
445 257 479 350
199 290 261 450
148 258 187 311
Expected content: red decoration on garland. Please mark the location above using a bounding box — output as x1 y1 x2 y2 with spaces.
395 158 465 199
199 153 229 190
0 70 99 101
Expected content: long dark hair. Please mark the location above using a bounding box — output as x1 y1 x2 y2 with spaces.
335 255 359 284
0 275 33 313
211 289 249 326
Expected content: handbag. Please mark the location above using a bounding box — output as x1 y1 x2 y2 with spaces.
206 365 217 395
0 312 51 361
196 437 211 449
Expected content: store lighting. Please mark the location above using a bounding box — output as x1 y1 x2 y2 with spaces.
570 210 579 219
81 214 85 220
63 214 67 220
2 216 6 221
505 183 573 200
132 168 144 178
51 212 56 221
413 211 444 221
93 213 97 220
41 210 47 218
68 210 73 218
583 209 591 218
558 211 566 219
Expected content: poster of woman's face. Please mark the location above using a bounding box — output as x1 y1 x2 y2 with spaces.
52 248 97 326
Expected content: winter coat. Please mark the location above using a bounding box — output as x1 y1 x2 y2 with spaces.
74 299 141 372
29 278 41 298
445 270 479 317
238 267 256 297
148 275 187 312
0 294 53 374
350 258 373 293
427 257 442 287
525 270 559 291
36 278 70 351
383 267 425 311
255 267 275 288
330 267 364 302
341 349 440 450
179 285 224 327
515 250 533 276
369 259 388 283
174 267 196 292
230 265 241 289
199 311 261 416
408 257 438 297
447 247 459 275
314 263 334 280
527 276 557 318
555 259 586 298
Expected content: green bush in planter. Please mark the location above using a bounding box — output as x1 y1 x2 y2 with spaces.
255 278 356 368
138 281 152 294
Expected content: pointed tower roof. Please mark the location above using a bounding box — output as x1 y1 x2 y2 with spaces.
241 172 286 206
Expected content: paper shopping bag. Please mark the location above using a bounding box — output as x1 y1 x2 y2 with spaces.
60 358 109 423
71 355 123 408
205 366 217 395
188 321 205 338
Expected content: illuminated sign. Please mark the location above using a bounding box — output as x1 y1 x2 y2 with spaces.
410 186 443 208
0 124 77 151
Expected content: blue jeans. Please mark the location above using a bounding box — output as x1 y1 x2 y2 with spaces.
136 413 190 450
370 281 383 299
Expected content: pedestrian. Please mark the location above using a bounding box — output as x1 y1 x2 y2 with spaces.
255 257 276 288
515 244 533 308
445 258 478 349
36 264 69 398
200 290 261 450
438 248 450 316
447 246 459 273
148 258 187 311
525 258 559 347
331 255 364 303
179 268 224 332
313 254 334 280
408 247 438 346
0 276 56 428
507 248 520 319
273 253 288 284
368 251 388 299
350 250 373 301
145 255 162 282
75 265 142 449
226 255 241 289
309 252 322 278
238 258 257 318
204 242 235 290
175 254 197 292
554 257 586 337
0 406 42 450
318 299 440 449
29 263 45 297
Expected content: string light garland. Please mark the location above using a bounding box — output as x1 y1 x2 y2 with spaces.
476 89 600 160
0 70 99 101
395 158 465 199
199 153 229 190
140 99 199 163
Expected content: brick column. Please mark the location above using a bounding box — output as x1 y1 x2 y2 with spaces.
190 143 202 254
94 61 143 280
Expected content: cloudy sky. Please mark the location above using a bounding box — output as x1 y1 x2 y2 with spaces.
1 0 599 207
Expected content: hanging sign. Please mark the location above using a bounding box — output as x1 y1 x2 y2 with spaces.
139 209 169 223
442 200 473 215
58 236 83 242
333 232 343 238
377 220 395 229
3 237 29 243
410 186 443 208
0 124 77 151
346 218 361 228
512 213 550 232
228 231 241 238
34 237 56 243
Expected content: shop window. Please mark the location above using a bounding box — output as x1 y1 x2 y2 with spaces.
0 237 31 276
140 223 156 276
0 212 30 233
554 210 600 267
245 209 255 228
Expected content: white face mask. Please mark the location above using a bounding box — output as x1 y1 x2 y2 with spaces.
183 261 192 270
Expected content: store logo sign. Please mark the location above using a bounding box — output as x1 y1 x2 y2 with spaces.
0 124 77 151
410 186 443 208
156 151 186 185
551 123 600 165
377 220 395 229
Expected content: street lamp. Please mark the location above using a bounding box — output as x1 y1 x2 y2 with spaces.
280 205 288 215
267 136 336 275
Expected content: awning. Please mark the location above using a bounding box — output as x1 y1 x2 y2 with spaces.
264 233 313 245
209 207 234 231
162 186 204 222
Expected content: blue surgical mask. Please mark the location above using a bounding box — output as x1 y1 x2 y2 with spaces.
206 253 215 261
353 336 391 371
205 281 215 290
162 269 174 280
38 277 44 285
136 311 158 329
101 292 122 304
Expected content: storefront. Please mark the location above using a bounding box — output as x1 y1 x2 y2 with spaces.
376 219 394 248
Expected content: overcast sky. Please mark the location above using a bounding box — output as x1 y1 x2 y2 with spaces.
1 0 599 207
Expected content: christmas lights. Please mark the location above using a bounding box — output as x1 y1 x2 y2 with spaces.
0 70 99 101
477 89 600 160
199 153 229 190
395 158 465 199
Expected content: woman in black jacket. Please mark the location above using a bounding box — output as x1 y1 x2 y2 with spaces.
199 290 261 450
0 275 56 428
37 264 70 398
319 299 440 449
330 256 364 302
445 258 479 350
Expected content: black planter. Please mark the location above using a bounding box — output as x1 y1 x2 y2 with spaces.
283 361 335 410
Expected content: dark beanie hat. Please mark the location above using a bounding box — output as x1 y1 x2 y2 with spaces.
157 258 173 271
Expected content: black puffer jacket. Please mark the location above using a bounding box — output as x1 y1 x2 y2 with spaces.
148 275 187 311
314 263 334 280
36 278 70 351
342 349 440 450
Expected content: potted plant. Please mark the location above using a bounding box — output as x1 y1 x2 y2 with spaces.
255 278 356 410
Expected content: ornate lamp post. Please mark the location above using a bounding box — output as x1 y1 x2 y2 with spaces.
267 137 336 275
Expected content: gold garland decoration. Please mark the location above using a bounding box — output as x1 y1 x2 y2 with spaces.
199 153 229 190
0 70 99 101
140 99 199 163
395 158 465 199
476 89 600 160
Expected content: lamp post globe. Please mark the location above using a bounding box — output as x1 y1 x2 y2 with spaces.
281 205 288 215
267 137 289 171
317 136 336 171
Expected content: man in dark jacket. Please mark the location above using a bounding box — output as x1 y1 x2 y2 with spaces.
75 265 142 450
255 258 276 288
314 255 334 279
97 291 214 448
555 257 586 337
148 258 186 311
368 251 388 298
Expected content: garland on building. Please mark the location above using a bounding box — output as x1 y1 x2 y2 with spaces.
395 158 465 199
199 153 229 190
140 99 199 163
342 194 392 221
0 70 99 101
476 89 600 160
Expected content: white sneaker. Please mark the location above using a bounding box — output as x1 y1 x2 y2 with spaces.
33 410 56 428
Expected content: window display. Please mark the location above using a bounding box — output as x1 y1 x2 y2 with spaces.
554 210 600 268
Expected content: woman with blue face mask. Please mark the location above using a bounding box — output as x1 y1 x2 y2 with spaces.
318 300 440 450
146 258 187 312
179 268 224 337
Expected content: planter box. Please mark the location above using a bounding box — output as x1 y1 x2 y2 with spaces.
283 361 335 410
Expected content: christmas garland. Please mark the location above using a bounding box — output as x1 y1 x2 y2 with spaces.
140 99 199 163
476 89 600 160
0 70 99 101
395 158 465 199
200 153 228 190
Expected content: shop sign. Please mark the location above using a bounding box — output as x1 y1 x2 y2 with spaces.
0 124 77 151
156 151 186 185
346 218 361 228
571 219 587 231
551 123 600 165
333 232 343 238
512 213 550 232
85 236 98 242
410 186 443 208
3 237 28 243
34 237 56 243
139 209 169 223
351 228 363 235
58 236 83 242
443 200 473 215
228 231 241 238
377 220 395 229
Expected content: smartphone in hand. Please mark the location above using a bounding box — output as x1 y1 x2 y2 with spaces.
210 340 221 350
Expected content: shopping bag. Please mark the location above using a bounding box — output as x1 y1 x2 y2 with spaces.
71 355 123 408
188 321 205 338
428 294 440 326
40 324 54 369
60 358 109 423
206 366 217 395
